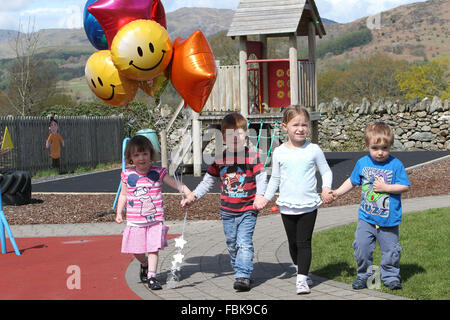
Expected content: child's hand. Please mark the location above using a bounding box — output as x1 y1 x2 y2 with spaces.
253 195 268 210
115 212 123 224
321 187 335 204
331 190 338 200
373 176 388 193
181 192 196 208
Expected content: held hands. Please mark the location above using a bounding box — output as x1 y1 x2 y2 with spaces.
181 191 196 208
253 194 269 211
321 187 337 204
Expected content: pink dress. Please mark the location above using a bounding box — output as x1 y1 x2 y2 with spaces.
120 166 169 254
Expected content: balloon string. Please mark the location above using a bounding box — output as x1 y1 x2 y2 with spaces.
174 169 188 237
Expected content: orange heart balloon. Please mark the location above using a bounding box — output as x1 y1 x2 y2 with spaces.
138 71 169 100
170 30 217 113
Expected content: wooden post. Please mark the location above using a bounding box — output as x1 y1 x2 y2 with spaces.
160 129 168 168
239 36 248 117
289 34 299 106
192 110 202 176
259 35 269 110
308 21 319 144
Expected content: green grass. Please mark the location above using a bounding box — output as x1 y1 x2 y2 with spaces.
32 169 60 178
310 207 450 300
33 162 120 178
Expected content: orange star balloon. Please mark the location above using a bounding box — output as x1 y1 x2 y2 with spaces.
170 31 217 113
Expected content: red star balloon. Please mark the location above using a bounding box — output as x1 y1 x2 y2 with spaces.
152 0 167 29
88 0 154 48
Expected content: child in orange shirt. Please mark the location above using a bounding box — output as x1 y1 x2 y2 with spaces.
46 117 64 171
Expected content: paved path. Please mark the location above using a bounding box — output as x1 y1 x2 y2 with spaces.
31 151 450 193
11 194 450 300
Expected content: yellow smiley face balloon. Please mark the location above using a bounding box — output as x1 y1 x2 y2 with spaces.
111 19 173 81
85 50 138 106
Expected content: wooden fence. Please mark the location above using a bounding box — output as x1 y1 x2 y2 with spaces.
202 61 316 113
203 65 240 113
298 61 316 108
0 116 124 174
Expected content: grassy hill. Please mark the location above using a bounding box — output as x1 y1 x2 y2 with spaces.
318 0 449 67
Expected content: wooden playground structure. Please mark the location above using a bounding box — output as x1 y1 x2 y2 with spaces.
160 0 326 176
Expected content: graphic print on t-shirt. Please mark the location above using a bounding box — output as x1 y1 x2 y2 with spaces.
127 170 160 223
360 167 393 218
133 186 157 222
220 165 248 198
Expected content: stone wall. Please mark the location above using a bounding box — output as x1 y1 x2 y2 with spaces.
317 96 450 151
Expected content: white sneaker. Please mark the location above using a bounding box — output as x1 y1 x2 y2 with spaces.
296 275 311 294
293 266 313 286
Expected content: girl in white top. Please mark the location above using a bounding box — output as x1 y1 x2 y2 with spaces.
254 105 334 294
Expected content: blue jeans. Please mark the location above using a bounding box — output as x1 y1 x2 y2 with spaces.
221 211 257 279
353 219 402 285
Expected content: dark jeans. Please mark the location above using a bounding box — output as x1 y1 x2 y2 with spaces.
51 158 60 170
281 209 317 275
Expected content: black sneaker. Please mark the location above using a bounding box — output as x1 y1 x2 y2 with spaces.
139 264 148 283
233 278 251 291
148 277 162 290
387 281 402 290
352 277 367 290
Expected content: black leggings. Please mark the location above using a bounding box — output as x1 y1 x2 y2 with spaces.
281 210 317 275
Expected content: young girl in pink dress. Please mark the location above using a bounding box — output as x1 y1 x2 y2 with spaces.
115 135 192 290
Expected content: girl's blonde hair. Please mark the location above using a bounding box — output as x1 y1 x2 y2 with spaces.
125 135 157 164
282 105 310 124
364 121 394 147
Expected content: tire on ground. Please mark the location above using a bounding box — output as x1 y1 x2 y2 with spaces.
0 170 32 205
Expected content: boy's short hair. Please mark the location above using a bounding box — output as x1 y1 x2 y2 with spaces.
282 105 310 124
364 121 394 147
221 112 248 134
125 135 157 164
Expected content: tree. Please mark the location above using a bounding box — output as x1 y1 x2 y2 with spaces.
6 19 57 115
208 31 239 65
396 57 450 100
318 53 408 103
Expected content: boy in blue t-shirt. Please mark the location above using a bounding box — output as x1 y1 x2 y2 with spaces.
332 121 410 290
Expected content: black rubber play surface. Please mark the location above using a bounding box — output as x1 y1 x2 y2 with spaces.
32 151 449 193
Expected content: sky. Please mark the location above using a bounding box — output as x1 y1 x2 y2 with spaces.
0 0 428 32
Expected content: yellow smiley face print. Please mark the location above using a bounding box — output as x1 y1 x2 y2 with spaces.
85 50 138 106
111 19 173 81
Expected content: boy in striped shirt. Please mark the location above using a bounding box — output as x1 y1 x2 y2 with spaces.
182 112 267 291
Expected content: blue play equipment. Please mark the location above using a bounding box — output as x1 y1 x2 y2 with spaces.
136 129 161 153
247 120 284 167
112 137 130 210
0 186 21 255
